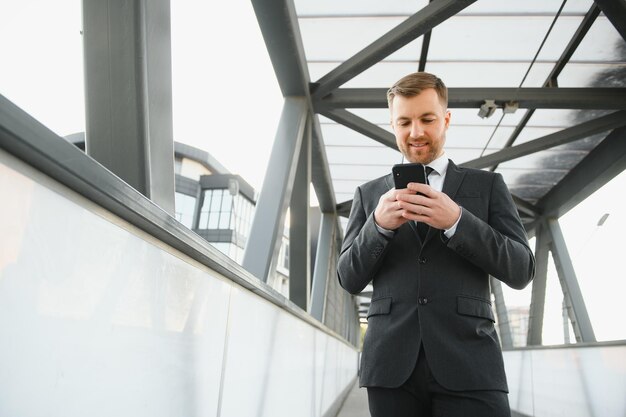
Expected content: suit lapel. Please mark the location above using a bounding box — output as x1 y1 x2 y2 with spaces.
441 160 465 201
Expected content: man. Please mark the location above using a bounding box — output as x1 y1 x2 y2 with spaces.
337 72 535 416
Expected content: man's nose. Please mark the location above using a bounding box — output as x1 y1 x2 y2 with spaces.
410 122 424 138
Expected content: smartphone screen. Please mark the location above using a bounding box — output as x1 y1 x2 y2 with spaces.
392 163 427 189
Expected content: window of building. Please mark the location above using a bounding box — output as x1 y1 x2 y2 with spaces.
174 192 196 229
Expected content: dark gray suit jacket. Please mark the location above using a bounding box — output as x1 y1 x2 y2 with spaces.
337 160 535 392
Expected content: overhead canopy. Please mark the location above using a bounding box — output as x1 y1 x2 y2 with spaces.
251 0 626 319
252 0 626 229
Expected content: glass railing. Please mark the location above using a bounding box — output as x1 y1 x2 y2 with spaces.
0 94 358 417
504 341 626 417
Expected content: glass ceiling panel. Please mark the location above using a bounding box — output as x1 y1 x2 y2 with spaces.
348 109 392 125
459 0 591 15
536 16 587 61
321 124 391 147
295 0 592 18
428 16 582 62
426 62 552 87
524 109 591 127
446 125 501 151
498 149 587 170
450 109 526 127
549 132 607 151
511 126 562 145
468 126 517 152
298 17 422 62
442 148 488 165
294 0 425 17
569 16 626 61
497 167 569 188
523 110 614 138
557 63 626 87
310 61 554 89
309 62 420 88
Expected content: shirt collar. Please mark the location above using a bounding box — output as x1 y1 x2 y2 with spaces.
426 152 448 176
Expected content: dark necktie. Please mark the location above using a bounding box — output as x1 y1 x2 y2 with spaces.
417 166 434 241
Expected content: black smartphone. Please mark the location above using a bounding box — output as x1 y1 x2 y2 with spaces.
392 163 427 189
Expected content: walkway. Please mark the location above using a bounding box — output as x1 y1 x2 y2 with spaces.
336 380 369 417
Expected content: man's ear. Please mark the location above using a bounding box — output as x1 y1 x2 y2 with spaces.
444 110 451 129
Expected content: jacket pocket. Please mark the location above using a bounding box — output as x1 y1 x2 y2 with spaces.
457 295 495 322
367 296 392 318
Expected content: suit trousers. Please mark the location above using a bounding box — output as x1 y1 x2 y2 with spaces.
366 344 511 417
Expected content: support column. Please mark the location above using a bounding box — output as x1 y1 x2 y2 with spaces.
310 212 335 321
289 119 312 310
82 0 175 214
490 277 513 349
242 98 307 282
527 220 550 346
547 218 596 342
191 186 203 230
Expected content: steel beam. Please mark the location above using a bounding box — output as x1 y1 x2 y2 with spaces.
319 109 397 149
527 221 550 346
418 0 435 72
432 85 619 108
538 126 626 218
251 0 337 218
513 195 540 219
462 111 626 170
310 213 335 321
289 120 312 310
547 219 596 342
547 5 601 86
311 116 338 213
336 200 352 218
82 0 175 214
490 277 513 349
242 98 307 282
312 0 477 99
594 0 626 42
315 87 626 110
250 0 310 96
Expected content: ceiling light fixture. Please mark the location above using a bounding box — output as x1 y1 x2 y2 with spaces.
503 101 519 114
478 99 497 118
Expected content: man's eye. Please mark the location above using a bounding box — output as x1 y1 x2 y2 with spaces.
423 119 435 123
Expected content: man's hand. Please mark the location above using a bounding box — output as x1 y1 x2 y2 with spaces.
396 182 461 230
373 188 414 230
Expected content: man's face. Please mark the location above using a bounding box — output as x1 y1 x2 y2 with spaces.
390 88 451 165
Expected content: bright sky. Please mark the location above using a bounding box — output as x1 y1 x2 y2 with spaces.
1 1 624 344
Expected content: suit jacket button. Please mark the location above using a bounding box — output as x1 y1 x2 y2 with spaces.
418 297 428 305
419 257 427 264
